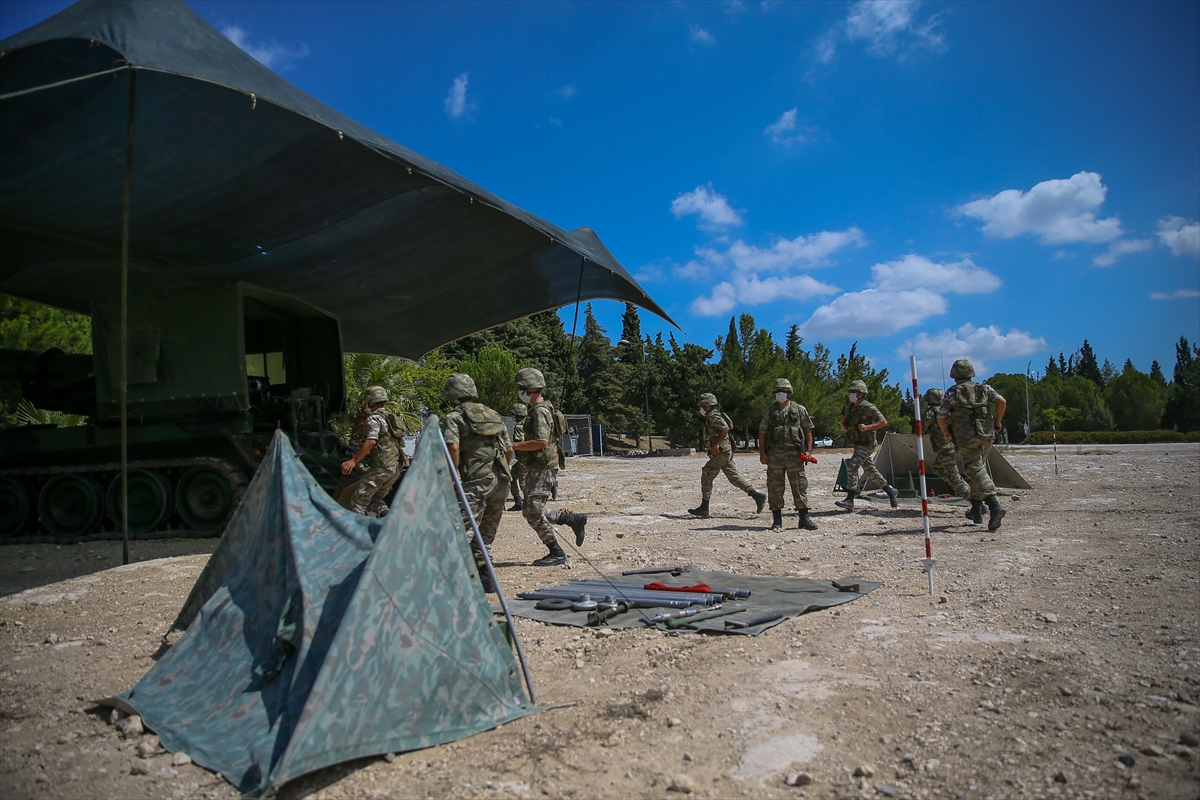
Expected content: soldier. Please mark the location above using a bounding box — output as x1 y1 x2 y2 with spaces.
937 359 1008 530
510 368 588 566
922 387 972 502
442 374 512 594
834 380 899 511
757 379 818 532
508 402 528 511
688 393 767 518
340 385 405 517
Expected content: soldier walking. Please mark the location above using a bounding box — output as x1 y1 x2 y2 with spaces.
834 380 899 511
922 387 971 501
341 385 405 517
688 393 767 518
441 374 512 594
508 402 528 511
511 368 588 566
758 379 819 532
937 359 1008 530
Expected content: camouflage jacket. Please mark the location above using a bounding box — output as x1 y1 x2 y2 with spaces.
760 401 814 450
443 402 512 483
518 398 560 470
705 409 735 453
365 408 405 471
841 400 883 447
938 381 1002 442
923 407 951 450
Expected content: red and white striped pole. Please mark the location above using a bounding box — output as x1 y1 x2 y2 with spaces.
910 356 935 596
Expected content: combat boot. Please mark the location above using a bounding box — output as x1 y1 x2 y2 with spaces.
532 539 567 567
509 498 524 511
834 492 856 511
884 485 900 509
688 499 711 518
985 495 1006 531
798 510 818 531
770 509 783 532
477 567 496 594
559 511 588 546
966 500 984 524
750 490 767 514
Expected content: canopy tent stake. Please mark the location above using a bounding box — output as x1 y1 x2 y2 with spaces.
910 356 935 596
120 67 137 565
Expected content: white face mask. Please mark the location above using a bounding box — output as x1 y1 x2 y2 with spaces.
698 408 709 418
848 392 859 403
774 392 789 403
518 389 532 405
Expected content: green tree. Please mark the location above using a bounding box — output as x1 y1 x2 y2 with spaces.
714 314 790 444
571 305 631 429
1104 361 1167 430
1150 359 1166 386
985 373 1030 441
657 334 717 448
341 350 456 433
834 343 909 437
0 295 92 354
1074 339 1104 387
457 345 524 413
1162 336 1200 431
441 310 572 407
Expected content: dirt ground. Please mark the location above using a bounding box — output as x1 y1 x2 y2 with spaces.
2 443 1198 800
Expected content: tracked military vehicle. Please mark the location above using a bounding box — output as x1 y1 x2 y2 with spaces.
0 283 348 542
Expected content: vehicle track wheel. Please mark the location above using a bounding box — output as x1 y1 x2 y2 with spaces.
0 477 32 539
108 470 173 535
38 475 105 537
176 466 235 532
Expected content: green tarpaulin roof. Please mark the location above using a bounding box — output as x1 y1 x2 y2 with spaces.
0 0 671 359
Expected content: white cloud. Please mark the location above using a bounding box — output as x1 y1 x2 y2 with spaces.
728 228 866 272
902 324 1047 376
555 85 576 99
444 73 476 120
869 254 1001 294
764 108 812 146
818 0 944 63
1157 216 1200 260
957 171 1123 245
692 274 840 316
1149 289 1200 301
221 24 309 69
690 25 716 45
1092 238 1153 267
671 184 743 229
800 288 946 339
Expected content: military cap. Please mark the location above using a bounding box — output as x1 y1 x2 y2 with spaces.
514 367 546 390
949 359 975 381
923 387 944 406
510 402 528 418
848 379 868 395
771 378 794 395
698 392 718 408
364 385 388 405
442 373 478 401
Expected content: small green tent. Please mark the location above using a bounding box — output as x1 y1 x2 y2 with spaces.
115 422 535 794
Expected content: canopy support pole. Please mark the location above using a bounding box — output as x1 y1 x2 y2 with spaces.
437 429 537 706
910 356 934 596
120 68 137 565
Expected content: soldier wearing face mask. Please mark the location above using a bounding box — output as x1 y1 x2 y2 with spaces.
835 380 900 511
688 393 767 518
758 379 818 532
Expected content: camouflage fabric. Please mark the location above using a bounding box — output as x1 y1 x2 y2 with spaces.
460 472 510 569
700 450 755 500
924 408 971 499
704 409 735 454
442 402 512 483
518 398 559 470
128 426 535 795
938 381 1002 442
841 400 883 447
844 444 888 493
957 435 996 500
521 466 563 546
759 401 813 449
350 465 400 515
365 407 404 470
765 448 809 511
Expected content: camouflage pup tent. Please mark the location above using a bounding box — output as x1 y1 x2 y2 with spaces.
862 433 1032 493
111 424 535 795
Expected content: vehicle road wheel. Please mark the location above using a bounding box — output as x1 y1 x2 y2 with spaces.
108 470 173 535
38 474 105 537
176 466 235 532
0 477 32 539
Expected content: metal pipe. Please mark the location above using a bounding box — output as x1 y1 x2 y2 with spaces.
119 67 138 567
516 590 697 609
520 587 709 605
551 584 721 604
565 579 751 599
436 423 537 706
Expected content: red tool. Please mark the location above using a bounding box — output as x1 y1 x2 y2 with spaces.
800 452 818 464
644 582 713 594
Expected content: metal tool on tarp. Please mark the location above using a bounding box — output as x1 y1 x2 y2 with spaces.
621 566 685 576
587 602 630 626
561 579 750 600
724 609 785 629
665 606 745 629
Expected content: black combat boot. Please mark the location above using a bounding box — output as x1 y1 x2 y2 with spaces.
884 485 900 509
688 499 711 518
559 511 588 546
985 495 1006 531
750 490 767 514
509 498 524 511
532 539 567 567
834 492 856 511
966 500 984 524
798 510 818 531
770 509 784 532
477 567 496 594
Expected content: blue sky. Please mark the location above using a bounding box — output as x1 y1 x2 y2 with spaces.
3 1 1198 382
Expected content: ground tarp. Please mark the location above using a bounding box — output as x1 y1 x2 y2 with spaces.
863 433 1032 492
117 423 535 795
497 567 881 636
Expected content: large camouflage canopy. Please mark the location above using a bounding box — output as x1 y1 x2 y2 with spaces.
0 0 672 359
117 424 534 794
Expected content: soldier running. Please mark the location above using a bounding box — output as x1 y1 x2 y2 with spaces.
922 387 972 501
508 402 527 511
834 379 899 511
341 385 405 517
758 379 819 532
688 393 767 518
937 359 1008 530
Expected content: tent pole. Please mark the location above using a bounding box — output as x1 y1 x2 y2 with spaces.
910 356 934 596
120 68 138 566
436 430 537 706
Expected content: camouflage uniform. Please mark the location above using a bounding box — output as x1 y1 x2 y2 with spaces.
443 399 512 571
759 401 815 512
937 359 1007 530
841 400 890 493
923 388 971 500
509 404 527 506
700 410 757 500
519 397 568 546
350 406 404 516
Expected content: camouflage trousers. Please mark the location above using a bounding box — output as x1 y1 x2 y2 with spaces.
766 447 809 511
700 450 755 500
931 442 972 499
845 444 889 493
521 467 566 547
460 471 510 569
509 461 525 502
957 436 996 500
350 466 400 516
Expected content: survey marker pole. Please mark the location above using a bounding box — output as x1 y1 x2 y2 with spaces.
910 356 935 596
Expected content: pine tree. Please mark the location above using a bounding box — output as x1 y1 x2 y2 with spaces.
1075 340 1104 387
1150 360 1166 386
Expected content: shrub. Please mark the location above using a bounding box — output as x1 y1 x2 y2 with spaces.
1023 430 1188 445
